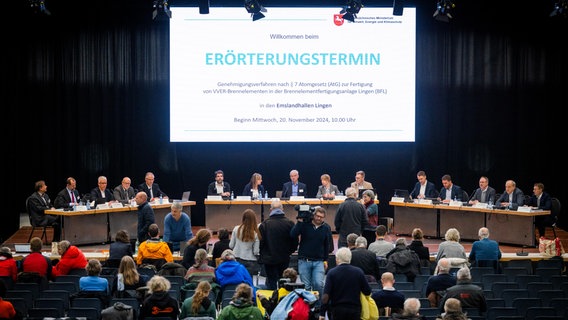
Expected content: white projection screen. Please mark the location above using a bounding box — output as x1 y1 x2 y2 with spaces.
169 7 416 142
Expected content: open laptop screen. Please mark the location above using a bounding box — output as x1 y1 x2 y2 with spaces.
393 189 412 202
181 191 191 202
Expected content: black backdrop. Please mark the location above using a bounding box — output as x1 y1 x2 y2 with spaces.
4 0 567 242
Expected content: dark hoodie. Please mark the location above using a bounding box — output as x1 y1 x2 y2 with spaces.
139 291 179 320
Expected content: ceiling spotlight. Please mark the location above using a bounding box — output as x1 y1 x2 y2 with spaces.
433 0 455 22
29 0 51 16
340 0 364 22
550 0 567 17
245 0 267 21
153 0 172 21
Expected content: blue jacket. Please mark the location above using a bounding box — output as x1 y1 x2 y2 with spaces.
215 260 256 301
469 238 501 262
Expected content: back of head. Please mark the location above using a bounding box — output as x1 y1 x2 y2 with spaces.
355 236 367 248
282 267 298 283
30 237 43 252
444 228 460 242
148 224 159 237
171 201 183 211
376 225 387 237
444 298 462 313
403 298 421 316
347 233 359 246
478 227 489 239
194 248 208 266
456 267 471 281
381 272 394 283
86 259 102 276
234 283 253 302
148 275 171 293
345 187 357 198
395 238 407 247
192 229 212 246
336 247 352 264
271 198 282 210
437 258 451 274
412 228 424 240
218 228 230 241
58 240 71 254
220 249 236 262
115 230 130 243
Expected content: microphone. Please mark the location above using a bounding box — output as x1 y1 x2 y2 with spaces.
516 245 529 256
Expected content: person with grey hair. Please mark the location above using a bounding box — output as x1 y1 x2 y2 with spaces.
282 169 307 198
319 247 372 320
390 298 424 320
439 268 486 314
436 228 467 263
468 227 501 269
385 238 421 282
426 258 457 308
495 179 524 210
350 170 374 195
163 201 193 252
348 235 381 283
52 240 88 278
335 187 369 248
436 298 469 320
362 189 380 246
113 176 136 204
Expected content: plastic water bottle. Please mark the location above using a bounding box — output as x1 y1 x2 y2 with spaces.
508 200 513 210
230 191 234 200
264 191 268 199
258 191 263 200
86 200 91 210
159 194 163 204
135 240 139 255
487 197 493 209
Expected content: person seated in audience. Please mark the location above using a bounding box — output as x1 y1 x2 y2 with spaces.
368 225 395 259
215 249 256 301
90 175 115 204
106 229 133 268
217 283 263 320
111 255 149 299
426 258 456 308
0 247 17 286
371 272 405 316
435 298 469 320
348 234 380 283
439 268 486 314
212 228 231 264
257 267 300 316
113 176 136 204
495 179 524 210
385 238 421 282
180 280 217 319
80 259 110 294
528 182 554 238
0 279 16 319
436 228 468 269
468 176 496 205
136 223 173 269
390 298 425 320
163 201 193 252
52 240 88 278
139 275 180 320
468 227 501 268
19 237 52 288
438 174 464 203
138 171 168 203
410 170 438 200
407 228 431 268
316 173 340 199
184 248 216 285
182 228 211 269
27 180 61 242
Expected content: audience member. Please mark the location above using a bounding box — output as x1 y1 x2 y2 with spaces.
19 237 52 282
529 182 554 238
350 170 374 195
385 238 421 282
368 225 395 259
163 201 193 252
407 228 431 268
212 228 231 264
435 298 469 320
495 179 524 209
138 172 168 202
348 235 381 283
439 268 486 314
230 209 261 278
136 223 173 268
113 177 136 204
54 177 81 210
135 191 155 242
257 268 300 316
390 298 425 320
26 180 61 241
282 169 307 198
182 229 211 269
215 249 256 300
107 230 133 268
468 176 496 205
438 174 464 203
0 248 18 286
362 189 380 246
180 280 217 319
112 256 149 299
0 279 16 319
410 171 438 200
316 173 341 199
426 258 456 308
242 172 265 199
371 272 405 316
334 187 369 248
258 198 298 290
139 275 180 320
90 175 115 204
468 227 501 268
207 169 232 198
217 283 263 320
319 247 372 320
79 259 110 295
184 248 216 285
436 228 467 269
290 206 333 297
52 240 88 278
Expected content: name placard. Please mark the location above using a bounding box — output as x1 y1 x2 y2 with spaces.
449 200 462 207
391 196 405 203
418 199 433 205
517 206 532 213
207 195 223 201
335 196 347 201
236 196 251 201
474 203 488 209
96 203 110 210
290 196 305 201
110 202 124 208
75 205 88 211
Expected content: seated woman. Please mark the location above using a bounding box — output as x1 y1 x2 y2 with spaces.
139 275 180 320
217 283 263 320
77 259 111 307
111 256 149 300
180 280 217 319
184 249 216 285
106 230 133 268
182 229 211 269
257 268 300 316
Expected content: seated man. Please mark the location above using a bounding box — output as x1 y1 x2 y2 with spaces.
468 227 501 270
371 272 405 316
136 224 174 269
282 169 307 198
439 267 487 314
425 258 456 308
348 234 380 283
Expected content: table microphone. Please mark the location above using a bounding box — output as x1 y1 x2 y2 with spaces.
516 245 529 256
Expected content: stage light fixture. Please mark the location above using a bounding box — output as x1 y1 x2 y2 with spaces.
433 0 455 22
550 0 567 17
153 0 172 21
340 0 363 22
244 0 267 21
29 0 51 16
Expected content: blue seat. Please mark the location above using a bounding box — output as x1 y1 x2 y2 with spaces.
514 274 542 289
537 289 565 307
502 267 529 282
491 282 519 299
526 282 553 298
511 297 542 316
501 289 529 307
485 307 518 320
524 307 556 320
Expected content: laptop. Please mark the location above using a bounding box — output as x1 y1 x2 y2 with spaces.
181 191 191 202
14 243 31 253
393 189 412 202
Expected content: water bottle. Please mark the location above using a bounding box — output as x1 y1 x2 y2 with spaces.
454 195 457 202
508 200 513 210
264 191 268 199
258 191 263 200
135 240 139 255
86 200 91 210
230 191 234 200
487 197 493 209
159 194 163 204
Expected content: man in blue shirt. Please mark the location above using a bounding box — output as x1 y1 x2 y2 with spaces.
163 201 193 252
468 227 501 267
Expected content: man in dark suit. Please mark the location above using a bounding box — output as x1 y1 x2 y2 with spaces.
90 175 115 204
27 180 61 241
281 169 307 198
438 174 464 203
528 182 553 238
468 176 497 205
135 191 155 242
495 179 524 210
54 177 81 210
410 170 438 199
113 176 136 204
207 169 231 197
138 171 167 202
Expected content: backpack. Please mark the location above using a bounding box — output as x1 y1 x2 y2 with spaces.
270 289 318 320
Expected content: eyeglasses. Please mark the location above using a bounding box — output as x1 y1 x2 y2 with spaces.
314 215 325 219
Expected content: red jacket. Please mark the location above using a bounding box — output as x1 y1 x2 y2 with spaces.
0 254 18 282
52 245 88 278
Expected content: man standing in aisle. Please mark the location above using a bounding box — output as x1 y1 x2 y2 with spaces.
335 187 369 248
135 191 155 242
282 169 307 198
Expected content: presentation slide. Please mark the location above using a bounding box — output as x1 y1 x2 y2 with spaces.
170 7 416 142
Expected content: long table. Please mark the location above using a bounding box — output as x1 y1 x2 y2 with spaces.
204 198 379 232
46 201 196 245
390 201 550 247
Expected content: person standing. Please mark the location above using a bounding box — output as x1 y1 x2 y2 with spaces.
230 209 261 278
468 227 501 267
290 206 333 297
163 201 193 252
26 180 61 241
258 198 298 290
138 172 168 203
350 170 374 195
54 177 81 210
495 179 524 209
207 169 231 198
410 170 438 200
468 176 496 205
334 187 369 248
529 182 554 238
438 174 464 203
282 169 308 198
362 189 379 247
113 177 136 204
90 175 115 204
135 191 155 242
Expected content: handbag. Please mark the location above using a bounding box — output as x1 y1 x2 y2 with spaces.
360 293 379 320
538 237 566 257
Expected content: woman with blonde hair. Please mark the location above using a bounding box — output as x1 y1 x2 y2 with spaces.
230 209 261 277
180 280 217 319
184 248 216 284
182 228 212 269
436 228 468 270
112 255 148 298
242 173 265 199
139 275 179 320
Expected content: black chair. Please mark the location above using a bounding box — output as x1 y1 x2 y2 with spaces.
550 275 568 290
549 298 568 318
485 307 518 320
534 267 562 283
12 282 41 299
535 258 563 270
27 307 62 319
40 289 70 311
501 267 528 282
71 297 104 314
399 290 421 298
514 274 542 289
485 298 506 309
481 274 508 295
503 259 533 275
537 289 566 307
548 197 561 238
524 307 556 320
511 297 542 318
500 289 529 307
26 196 50 243
0 276 15 290
470 266 495 283
526 282 553 298
34 297 65 316
413 274 431 295
393 282 414 291
48 281 78 294
110 297 140 319
68 307 101 320
5 290 34 310
474 259 500 273
491 282 519 299
67 268 88 276
4 297 27 318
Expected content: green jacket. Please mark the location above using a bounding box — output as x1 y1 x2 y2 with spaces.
218 298 264 320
